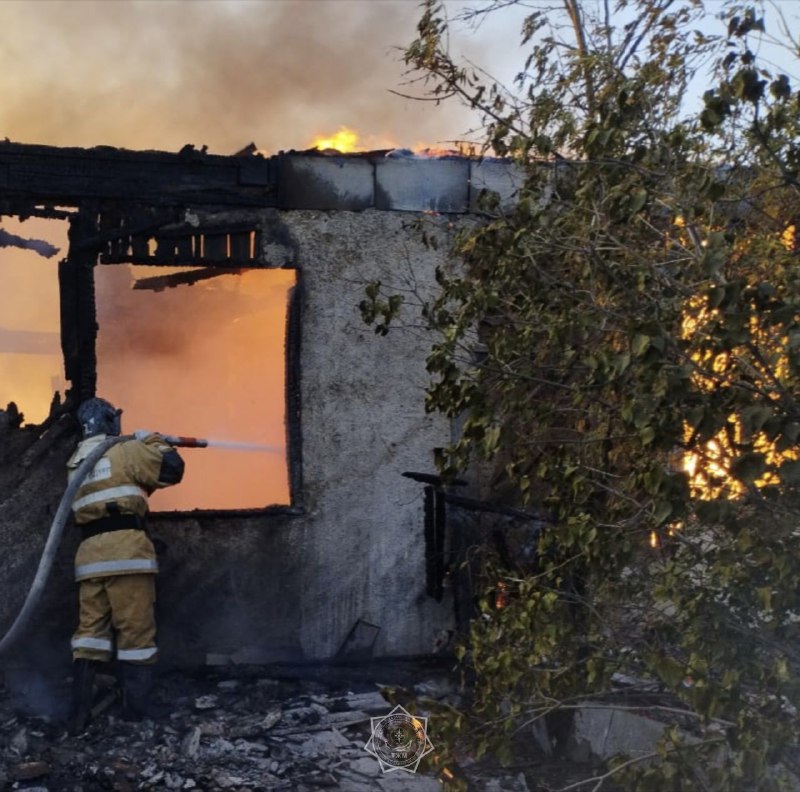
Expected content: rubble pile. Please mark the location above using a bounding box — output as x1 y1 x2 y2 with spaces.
0 666 458 792
0 662 581 792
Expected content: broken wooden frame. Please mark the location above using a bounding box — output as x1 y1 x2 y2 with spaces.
0 140 302 512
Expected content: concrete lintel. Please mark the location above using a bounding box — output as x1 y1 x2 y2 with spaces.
374 158 470 213
469 160 524 211
277 155 374 211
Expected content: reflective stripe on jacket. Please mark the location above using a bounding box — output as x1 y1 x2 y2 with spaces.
75 557 159 579
68 433 179 582
73 485 149 512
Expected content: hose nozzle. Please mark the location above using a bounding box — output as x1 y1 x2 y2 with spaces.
162 435 209 448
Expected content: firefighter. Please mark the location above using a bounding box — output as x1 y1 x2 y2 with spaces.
67 397 184 733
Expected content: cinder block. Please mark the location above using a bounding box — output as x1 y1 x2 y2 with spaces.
570 704 668 760
374 157 470 213
277 154 374 211
469 159 524 211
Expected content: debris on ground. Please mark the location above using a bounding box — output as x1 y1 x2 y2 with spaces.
0 663 607 791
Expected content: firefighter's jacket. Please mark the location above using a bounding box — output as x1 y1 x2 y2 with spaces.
67 433 184 583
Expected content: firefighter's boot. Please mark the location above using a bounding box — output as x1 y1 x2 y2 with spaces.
68 659 97 735
121 663 167 721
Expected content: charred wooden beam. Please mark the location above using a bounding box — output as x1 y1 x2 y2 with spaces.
285 282 303 509
132 267 244 292
91 215 261 268
0 227 60 258
0 140 275 209
59 209 100 404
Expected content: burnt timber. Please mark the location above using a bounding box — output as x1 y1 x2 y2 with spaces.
0 140 275 211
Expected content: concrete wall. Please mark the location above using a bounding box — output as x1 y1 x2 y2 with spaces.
275 152 524 213
0 208 459 672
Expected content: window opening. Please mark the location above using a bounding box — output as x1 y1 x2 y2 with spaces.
95 263 295 511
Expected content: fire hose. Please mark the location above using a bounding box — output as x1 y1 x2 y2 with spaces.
0 433 207 657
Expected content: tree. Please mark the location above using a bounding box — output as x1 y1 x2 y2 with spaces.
364 1 800 789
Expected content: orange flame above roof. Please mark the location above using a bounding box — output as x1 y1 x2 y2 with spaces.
311 126 362 153
308 126 472 157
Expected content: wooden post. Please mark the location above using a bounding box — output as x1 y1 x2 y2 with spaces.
59 208 99 405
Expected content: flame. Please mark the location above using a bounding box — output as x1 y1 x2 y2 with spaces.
311 126 363 153
781 224 796 251
679 217 799 502
412 140 475 158
495 580 510 609
309 127 474 157
649 530 659 549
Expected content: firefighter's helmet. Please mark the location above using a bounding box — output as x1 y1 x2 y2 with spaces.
76 397 121 438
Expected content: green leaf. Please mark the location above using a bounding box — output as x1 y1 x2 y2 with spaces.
741 404 772 433
655 655 685 688
770 74 791 100
629 187 648 214
731 452 766 484
779 460 800 485
653 500 672 525
631 334 650 357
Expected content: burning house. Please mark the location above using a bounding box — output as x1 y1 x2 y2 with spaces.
0 140 523 679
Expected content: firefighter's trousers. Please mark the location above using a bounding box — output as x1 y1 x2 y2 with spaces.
71 574 157 665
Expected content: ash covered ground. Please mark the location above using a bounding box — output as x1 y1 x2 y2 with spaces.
0 661 567 792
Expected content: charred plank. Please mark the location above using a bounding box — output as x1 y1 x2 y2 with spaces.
0 140 276 209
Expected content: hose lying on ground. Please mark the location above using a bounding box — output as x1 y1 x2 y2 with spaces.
0 435 131 657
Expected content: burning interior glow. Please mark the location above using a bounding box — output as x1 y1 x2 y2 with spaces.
494 580 510 609
95 265 294 511
679 222 798 502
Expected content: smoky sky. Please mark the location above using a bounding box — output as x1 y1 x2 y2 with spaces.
0 0 493 154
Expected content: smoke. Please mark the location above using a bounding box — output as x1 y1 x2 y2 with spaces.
0 0 490 155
